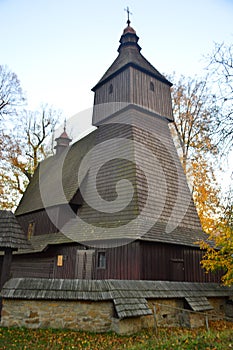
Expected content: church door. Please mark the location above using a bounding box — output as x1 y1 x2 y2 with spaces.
75 250 94 279
170 259 185 281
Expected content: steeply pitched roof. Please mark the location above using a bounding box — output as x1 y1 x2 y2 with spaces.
56 218 206 248
15 118 206 248
92 25 171 91
2 278 233 319
16 130 97 216
0 211 31 250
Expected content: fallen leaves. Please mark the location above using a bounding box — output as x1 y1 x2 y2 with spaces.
0 321 232 349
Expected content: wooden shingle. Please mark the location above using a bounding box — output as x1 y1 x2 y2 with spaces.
2 278 233 319
0 211 31 250
185 296 213 312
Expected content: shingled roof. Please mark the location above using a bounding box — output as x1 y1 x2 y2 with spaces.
15 130 97 216
0 211 31 250
15 25 204 249
92 24 171 91
15 117 207 249
2 278 233 319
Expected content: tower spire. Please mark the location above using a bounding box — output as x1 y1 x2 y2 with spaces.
124 6 132 26
54 121 72 156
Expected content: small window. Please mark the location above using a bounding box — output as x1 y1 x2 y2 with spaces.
27 221 35 240
97 251 106 269
109 84 113 94
150 81 155 91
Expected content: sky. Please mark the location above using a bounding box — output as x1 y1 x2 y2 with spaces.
1 0 233 117
0 0 233 183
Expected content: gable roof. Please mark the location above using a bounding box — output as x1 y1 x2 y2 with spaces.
0 211 31 250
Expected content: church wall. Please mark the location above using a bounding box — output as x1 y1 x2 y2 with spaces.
8 240 221 283
92 67 173 125
17 208 59 237
10 242 141 281
140 241 221 283
92 70 130 125
131 67 173 120
17 204 79 238
10 245 81 279
11 255 55 278
93 241 140 280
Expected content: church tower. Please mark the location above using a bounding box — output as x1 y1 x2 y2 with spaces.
87 19 202 238
92 19 173 125
12 17 220 283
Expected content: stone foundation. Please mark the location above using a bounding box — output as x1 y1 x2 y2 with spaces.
1 297 232 334
1 300 114 333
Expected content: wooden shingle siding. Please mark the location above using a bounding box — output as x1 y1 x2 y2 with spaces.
15 130 98 216
100 107 202 232
78 123 139 227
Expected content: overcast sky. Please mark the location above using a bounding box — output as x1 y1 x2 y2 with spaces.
1 0 233 118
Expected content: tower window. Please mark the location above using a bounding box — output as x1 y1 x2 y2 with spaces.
27 221 35 240
97 251 106 269
109 84 113 94
150 81 155 91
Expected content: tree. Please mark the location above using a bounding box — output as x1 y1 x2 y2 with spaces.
170 74 218 175
207 42 233 152
170 75 221 222
200 189 233 286
0 105 60 210
191 154 221 234
170 74 233 285
0 65 25 121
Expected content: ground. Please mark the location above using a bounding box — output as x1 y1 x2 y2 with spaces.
0 321 232 349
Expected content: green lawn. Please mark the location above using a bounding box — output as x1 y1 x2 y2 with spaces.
0 321 232 349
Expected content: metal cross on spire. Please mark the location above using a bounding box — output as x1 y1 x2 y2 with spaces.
124 6 132 26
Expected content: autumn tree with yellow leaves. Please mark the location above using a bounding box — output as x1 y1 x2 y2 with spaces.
171 72 233 285
170 74 220 223
200 190 233 286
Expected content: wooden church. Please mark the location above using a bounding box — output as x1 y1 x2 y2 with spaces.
1 20 221 284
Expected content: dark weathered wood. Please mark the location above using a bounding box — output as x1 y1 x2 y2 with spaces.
0 248 13 289
9 23 218 286
140 241 221 283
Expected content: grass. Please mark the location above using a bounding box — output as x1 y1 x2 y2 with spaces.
0 321 232 349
